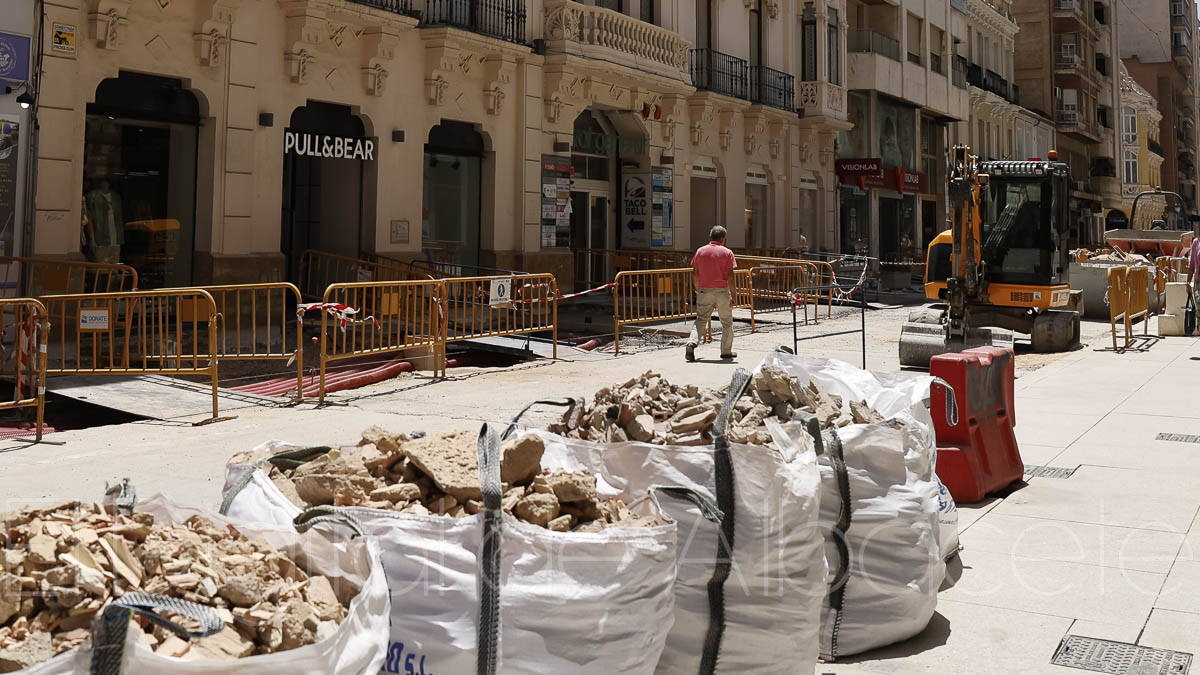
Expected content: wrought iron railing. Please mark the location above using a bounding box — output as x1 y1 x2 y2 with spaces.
1053 0 1079 12
1010 83 1020 105
690 48 749 100
422 0 526 43
349 0 419 15
750 65 795 112
847 30 900 62
966 62 983 88
984 69 1008 99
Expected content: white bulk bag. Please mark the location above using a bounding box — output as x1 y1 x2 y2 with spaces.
221 425 678 675
526 369 826 675
760 349 955 660
18 493 388 675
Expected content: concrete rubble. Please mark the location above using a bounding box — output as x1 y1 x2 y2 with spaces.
548 367 886 448
0 502 350 670
262 428 661 533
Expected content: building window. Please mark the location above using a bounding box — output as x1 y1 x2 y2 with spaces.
906 13 923 65
930 25 944 74
750 0 763 68
1170 0 1186 16
745 178 771 247
1122 106 1137 145
695 0 711 50
827 7 841 85
802 3 817 82
1124 151 1139 185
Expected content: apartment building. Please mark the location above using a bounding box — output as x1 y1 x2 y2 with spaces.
949 0 1053 165
1114 61 1164 228
1012 0 1123 247
21 0 850 289
838 0 969 261
1118 0 1197 225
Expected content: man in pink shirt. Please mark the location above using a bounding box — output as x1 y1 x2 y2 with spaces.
1188 235 1199 332
686 226 738 361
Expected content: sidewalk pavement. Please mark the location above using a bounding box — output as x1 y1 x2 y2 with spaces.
835 326 1200 673
1 306 1194 673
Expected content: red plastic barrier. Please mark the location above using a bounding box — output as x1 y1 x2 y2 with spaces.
930 346 1022 503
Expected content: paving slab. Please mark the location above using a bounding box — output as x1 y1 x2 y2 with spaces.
941 549 1161 627
959 513 1185 575
1139 608 1200 655
1013 410 1102 450
1153 559 1200 615
993 464 1200 533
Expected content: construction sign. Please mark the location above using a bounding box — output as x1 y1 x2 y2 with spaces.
51 23 75 55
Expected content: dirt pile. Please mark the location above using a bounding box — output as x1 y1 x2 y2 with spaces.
260 427 661 534
0 502 350 670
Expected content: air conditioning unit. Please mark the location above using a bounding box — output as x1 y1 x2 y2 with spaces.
1054 86 1064 98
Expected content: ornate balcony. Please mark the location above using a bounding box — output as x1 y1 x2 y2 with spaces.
798 81 845 120
690 48 749 100
543 0 689 80
751 66 795 113
424 0 526 43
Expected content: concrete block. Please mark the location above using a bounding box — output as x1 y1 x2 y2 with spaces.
1165 282 1189 314
1158 313 1184 337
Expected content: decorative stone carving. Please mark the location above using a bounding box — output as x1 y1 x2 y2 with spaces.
88 1 132 50
827 84 843 111
799 83 818 108
720 129 733 150
485 86 505 116
426 75 449 106
765 0 779 19
287 49 315 83
545 95 566 123
196 28 226 66
363 64 388 96
544 3 582 41
328 22 348 49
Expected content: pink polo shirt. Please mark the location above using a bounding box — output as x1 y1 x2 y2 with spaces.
692 242 737 289
1191 236 1199 278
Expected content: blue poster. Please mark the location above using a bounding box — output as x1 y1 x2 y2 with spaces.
0 32 31 85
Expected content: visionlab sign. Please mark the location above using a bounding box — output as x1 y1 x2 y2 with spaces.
284 130 376 161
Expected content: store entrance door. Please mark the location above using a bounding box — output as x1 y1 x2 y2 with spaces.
570 189 610 291
280 102 366 283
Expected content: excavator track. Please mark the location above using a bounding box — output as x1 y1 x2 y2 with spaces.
1031 310 1080 353
898 306 1016 368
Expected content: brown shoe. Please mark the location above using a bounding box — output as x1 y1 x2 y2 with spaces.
720 352 737 360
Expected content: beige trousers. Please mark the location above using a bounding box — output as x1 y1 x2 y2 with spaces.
688 288 734 355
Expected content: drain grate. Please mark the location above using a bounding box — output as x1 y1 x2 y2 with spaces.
1156 433 1200 444
1024 464 1079 479
1051 635 1191 674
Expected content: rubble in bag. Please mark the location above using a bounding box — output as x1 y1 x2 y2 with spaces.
264 427 662 534
548 367 886 447
0 501 350 670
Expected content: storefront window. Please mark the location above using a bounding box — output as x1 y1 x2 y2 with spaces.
839 93 869 159
877 98 917 170
840 188 868 255
745 181 770 247
423 122 484 268
83 72 199 289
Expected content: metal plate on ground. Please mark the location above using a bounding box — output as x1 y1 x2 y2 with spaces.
1051 635 1191 674
47 375 278 420
1156 433 1200 444
1024 464 1079 479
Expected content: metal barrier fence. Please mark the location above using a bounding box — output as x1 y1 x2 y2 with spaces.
613 268 695 354
39 288 222 421
442 274 558 355
0 255 138 297
299 250 412 300
1108 265 1150 350
318 279 445 402
574 247 691 290
194 283 305 401
748 264 819 328
0 298 50 441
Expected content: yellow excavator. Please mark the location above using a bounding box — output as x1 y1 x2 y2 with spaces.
898 146 1082 367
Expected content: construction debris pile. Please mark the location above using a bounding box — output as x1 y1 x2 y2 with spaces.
1073 247 1152 264
256 429 661 534
0 502 350 671
549 367 885 448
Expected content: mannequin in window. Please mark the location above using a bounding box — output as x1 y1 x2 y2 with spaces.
85 177 123 264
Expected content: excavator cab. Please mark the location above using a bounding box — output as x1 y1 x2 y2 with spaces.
900 153 1080 367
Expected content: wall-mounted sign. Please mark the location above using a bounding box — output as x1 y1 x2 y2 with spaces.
621 174 650 248
50 23 76 55
284 130 375 160
835 158 883 179
573 129 647 156
0 32 31 84
0 117 18 256
539 155 571 248
650 167 674 247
